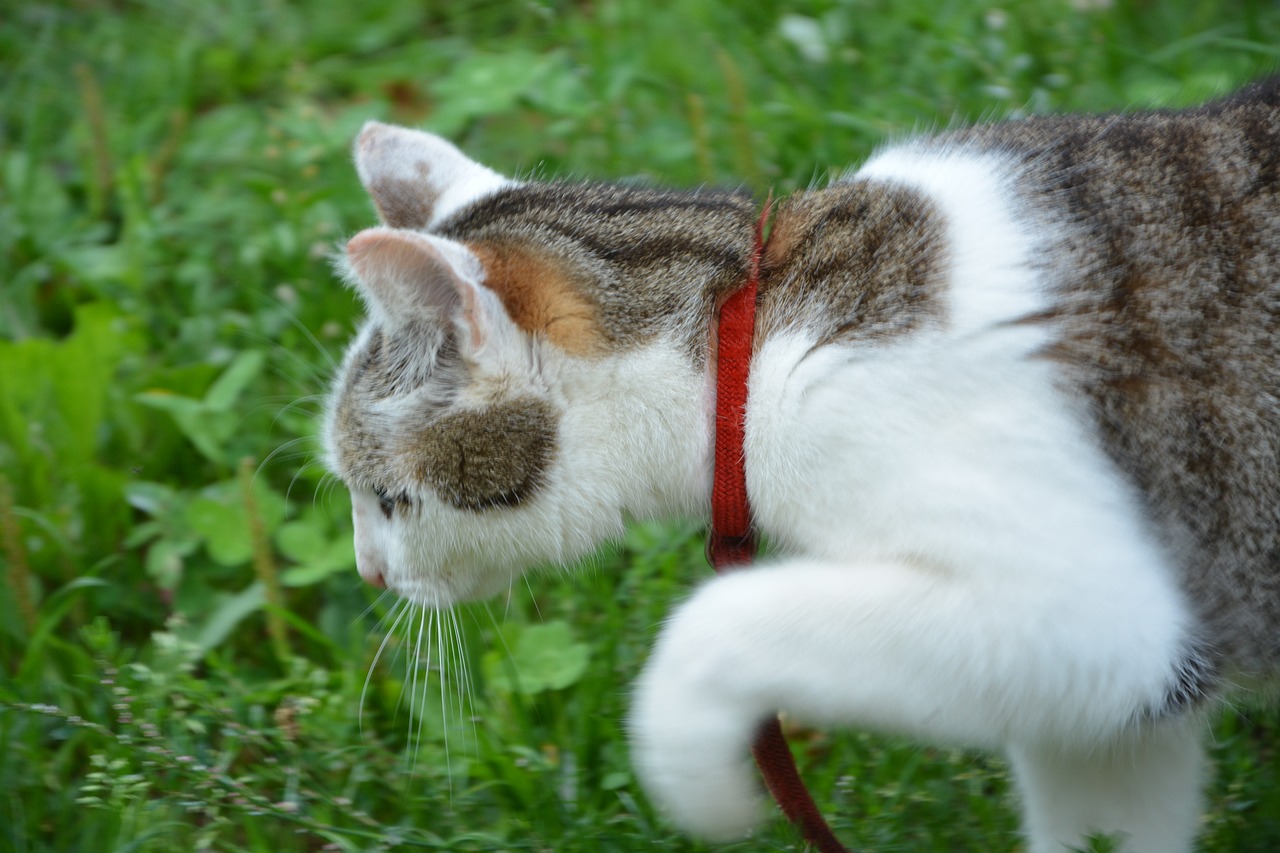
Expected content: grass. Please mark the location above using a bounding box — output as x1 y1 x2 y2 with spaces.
2 0 1280 850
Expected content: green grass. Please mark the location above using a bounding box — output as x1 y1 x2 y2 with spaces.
3 1 1280 850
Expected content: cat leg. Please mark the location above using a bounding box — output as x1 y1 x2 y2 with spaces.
630 557 1192 842
1008 718 1206 853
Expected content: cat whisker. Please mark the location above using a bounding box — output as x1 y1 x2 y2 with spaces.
314 470 345 512
243 393 323 423
232 336 330 402
448 606 478 755
255 435 316 480
360 596 410 735
280 307 343 377
405 604 429 774
356 584 398 629
523 575 542 622
435 604 452 796
384 603 414 730
501 585 514 622
483 601 521 693
280 456 327 505
265 394 326 429
246 289 343 375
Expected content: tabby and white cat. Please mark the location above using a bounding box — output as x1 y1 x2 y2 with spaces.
323 79 1280 852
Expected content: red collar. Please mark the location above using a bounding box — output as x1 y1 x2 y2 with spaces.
707 197 771 571
705 197 852 853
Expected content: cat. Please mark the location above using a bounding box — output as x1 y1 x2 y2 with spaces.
323 77 1280 852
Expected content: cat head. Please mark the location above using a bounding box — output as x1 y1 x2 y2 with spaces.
324 122 758 605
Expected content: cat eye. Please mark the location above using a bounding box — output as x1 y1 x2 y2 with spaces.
372 486 401 519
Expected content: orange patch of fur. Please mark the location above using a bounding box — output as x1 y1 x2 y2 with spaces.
471 243 605 356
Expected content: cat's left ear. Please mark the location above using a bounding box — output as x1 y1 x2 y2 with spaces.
345 228 519 358
354 122 513 229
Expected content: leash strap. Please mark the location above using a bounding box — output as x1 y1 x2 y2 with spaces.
707 197 851 853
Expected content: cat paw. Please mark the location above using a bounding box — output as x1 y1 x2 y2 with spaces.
629 710 766 839
629 620 767 839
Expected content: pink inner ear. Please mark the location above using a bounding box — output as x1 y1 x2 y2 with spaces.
346 229 421 271
345 229 463 318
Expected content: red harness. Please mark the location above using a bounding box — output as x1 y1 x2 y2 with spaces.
707 198 851 853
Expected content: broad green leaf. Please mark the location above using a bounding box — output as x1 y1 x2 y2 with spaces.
54 305 136 464
134 349 266 464
124 480 178 516
178 582 267 653
17 577 113 679
134 391 234 463
59 244 132 288
0 303 133 483
145 536 199 589
185 497 254 566
275 514 330 563
203 350 266 412
184 478 286 567
429 51 568 135
279 556 352 587
123 520 163 548
279 540 355 586
275 511 355 587
484 620 591 696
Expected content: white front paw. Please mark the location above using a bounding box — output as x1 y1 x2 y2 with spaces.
629 623 767 839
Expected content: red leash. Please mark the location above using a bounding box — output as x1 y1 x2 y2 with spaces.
707 198 851 853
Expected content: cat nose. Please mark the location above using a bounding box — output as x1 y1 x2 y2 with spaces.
359 563 387 589
356 552 388 589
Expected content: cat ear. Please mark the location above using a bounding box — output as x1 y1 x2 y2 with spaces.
344 228 513 354
354 122 512 229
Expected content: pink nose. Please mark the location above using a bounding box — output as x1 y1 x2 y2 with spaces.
360 564 387 589
356 555 388 589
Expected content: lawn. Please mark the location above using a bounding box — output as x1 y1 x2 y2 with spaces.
3 1 1280 851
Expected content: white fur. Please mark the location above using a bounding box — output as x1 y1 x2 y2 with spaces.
1009 721 1206 853
632 150 1206 852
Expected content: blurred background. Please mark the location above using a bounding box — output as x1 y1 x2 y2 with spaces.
2 1 1279 850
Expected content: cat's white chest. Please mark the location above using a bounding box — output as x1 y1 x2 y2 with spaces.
745 327 1144 570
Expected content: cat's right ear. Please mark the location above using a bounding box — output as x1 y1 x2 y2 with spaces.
354 122 512 229
344 228 514 356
